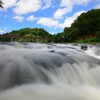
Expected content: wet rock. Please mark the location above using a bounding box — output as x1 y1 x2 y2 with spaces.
49 50 55 52
81 44 87 50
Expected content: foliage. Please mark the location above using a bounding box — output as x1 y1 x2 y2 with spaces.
0 0 3 8
72 9 100 35
54 9 100 43
0 28 53 42
0 9 100 43
96 31 100 38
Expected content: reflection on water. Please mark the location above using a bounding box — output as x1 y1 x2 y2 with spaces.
0 42 100 100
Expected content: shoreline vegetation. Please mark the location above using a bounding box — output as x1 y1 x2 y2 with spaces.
0 9 100 43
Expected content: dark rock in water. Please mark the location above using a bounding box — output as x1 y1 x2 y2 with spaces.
49 50 55 52
81 44 87 50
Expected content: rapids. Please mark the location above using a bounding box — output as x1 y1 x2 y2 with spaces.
0 42 100 100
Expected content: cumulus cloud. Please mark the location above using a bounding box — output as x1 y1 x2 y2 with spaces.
26 15 35 21
53 0 91 19
0 27 8 34
50 32 57 34
42 0 52 9
74 0 91 5
1 0 53 15
53 0 73 19
59 10 86 28
2 0 17 9
95 3 100 8
37 10 85 29
13 0 41 15
60 0 72 7
12 16 24 22
1 0 99 33
60 0 91 7
37 17 59 28
53 6 73 19
94 0 100 9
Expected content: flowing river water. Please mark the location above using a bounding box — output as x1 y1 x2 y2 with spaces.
0 42 100 100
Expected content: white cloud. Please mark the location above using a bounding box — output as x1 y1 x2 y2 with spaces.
13 16 24 22
13 0 41 15
59 10 86 28
60 0 72 7
50 32 57 34
74 0 91 5
59 17 73 28
0 27 8 34
60 0 91 6
37 17 59 28
2 0 17 9
53 0 91 19
95 3 100 8
42 0 52 9
53 6 72 19
37 10 85 29
53 0 73 19
94 0 100 9
27 15 35 21
2 0 53 15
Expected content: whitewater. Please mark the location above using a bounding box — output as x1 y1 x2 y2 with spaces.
0 42 100 100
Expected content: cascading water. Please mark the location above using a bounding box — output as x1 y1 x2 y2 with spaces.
0 42 100 100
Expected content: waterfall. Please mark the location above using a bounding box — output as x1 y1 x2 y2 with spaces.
0 42 100 100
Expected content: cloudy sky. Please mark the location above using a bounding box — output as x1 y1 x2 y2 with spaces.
0 0 100 34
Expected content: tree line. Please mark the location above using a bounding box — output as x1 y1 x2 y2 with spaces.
54 9 100 43
0 0 100 43
0 28 53 42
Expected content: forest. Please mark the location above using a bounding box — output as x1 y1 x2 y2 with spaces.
0 9 100 43
54 9 100 43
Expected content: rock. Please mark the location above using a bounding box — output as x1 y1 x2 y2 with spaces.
81 44 87 50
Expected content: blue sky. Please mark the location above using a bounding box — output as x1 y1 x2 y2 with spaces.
0 0 100 34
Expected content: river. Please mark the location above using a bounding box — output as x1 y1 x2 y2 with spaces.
0 42 100 100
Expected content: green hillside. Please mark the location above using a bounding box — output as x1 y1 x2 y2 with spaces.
0 28 53 42
54 9 100 43
0 9 100 43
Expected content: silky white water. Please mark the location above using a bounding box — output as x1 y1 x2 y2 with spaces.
0 42 100 100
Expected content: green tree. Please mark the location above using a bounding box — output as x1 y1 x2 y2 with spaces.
0 0 3 8
3 27 53 42
96 31 100 38
62 9 100 43
72 9 100 35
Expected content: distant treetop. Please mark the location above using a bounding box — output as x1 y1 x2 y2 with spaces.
0 0 3 8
